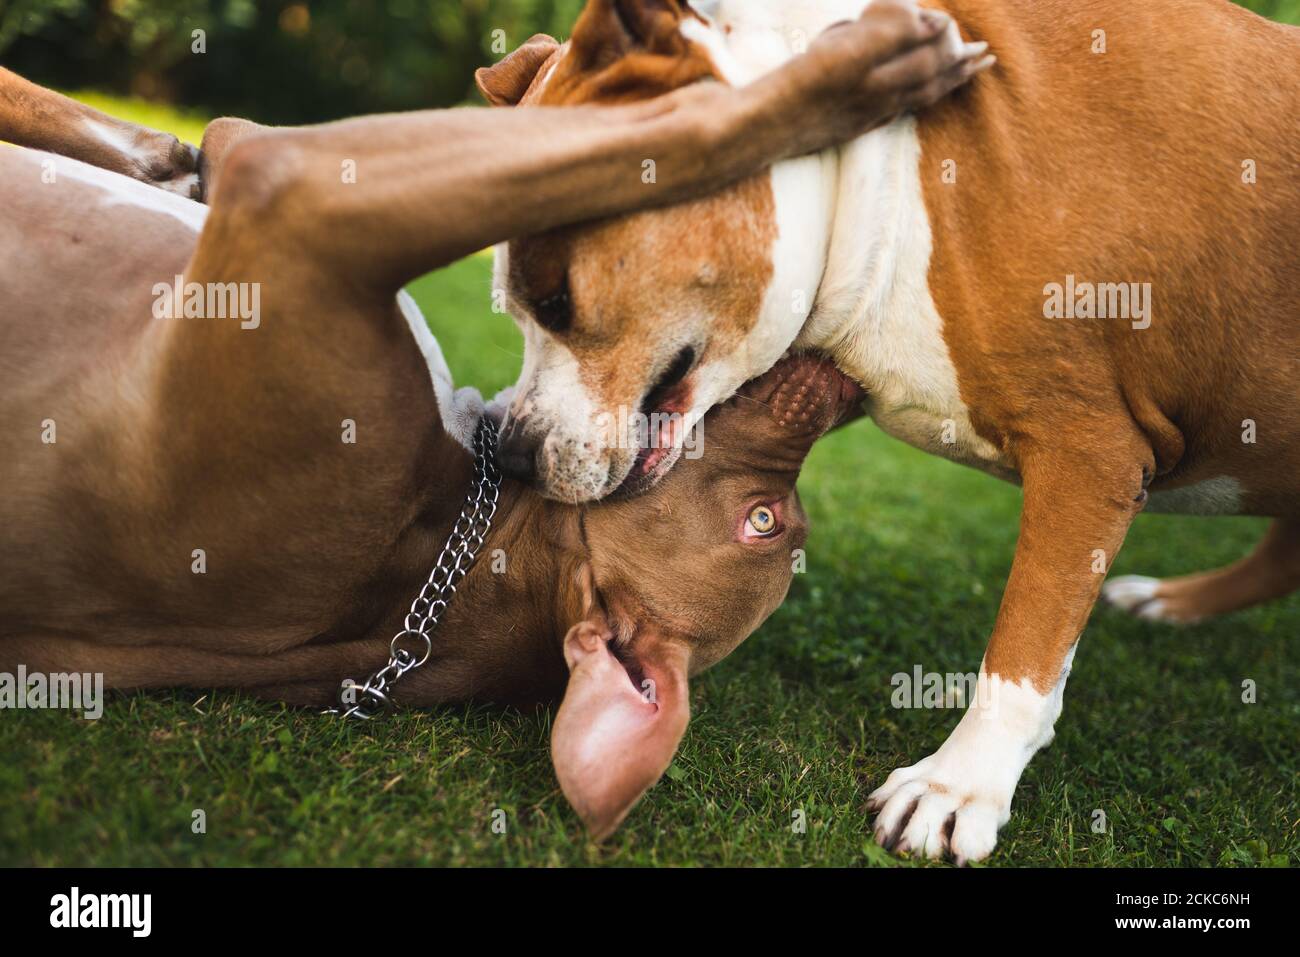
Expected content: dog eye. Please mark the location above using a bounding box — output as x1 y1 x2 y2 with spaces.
746 505 778 536
533 283 572 334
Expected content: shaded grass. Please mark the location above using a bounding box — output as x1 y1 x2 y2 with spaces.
0 97 1295 867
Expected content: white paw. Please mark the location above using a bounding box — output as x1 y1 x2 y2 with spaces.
868 658 1075 865
1101 575 1195 623
1101 574 1160 612
867 756 1007 865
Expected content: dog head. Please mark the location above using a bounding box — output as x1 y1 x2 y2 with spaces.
549 352 862 838
477 0 832 503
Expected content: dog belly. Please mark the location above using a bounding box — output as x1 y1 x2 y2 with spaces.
0 146 448 663
1145 477 1246 516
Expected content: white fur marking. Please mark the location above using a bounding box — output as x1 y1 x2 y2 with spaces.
1102 574 1200 625
396 290 483 450
687 2 1008 477
1137 599 1172 621
82 118 149 162
869 646 1076 863
156 171 199 198
1101 574 1161 612
494 242 623 501
22 149 207 231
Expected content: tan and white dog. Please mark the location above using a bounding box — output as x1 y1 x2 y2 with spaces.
480 0 1300 863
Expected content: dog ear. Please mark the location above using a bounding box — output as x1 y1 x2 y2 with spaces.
569 0 695 69
475 34 560 106
550 566 690 839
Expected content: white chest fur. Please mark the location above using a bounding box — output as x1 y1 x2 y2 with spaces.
687 0 1013 479
798 118 1011 477
397 290 487 450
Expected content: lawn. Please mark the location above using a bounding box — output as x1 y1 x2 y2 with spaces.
0 97 1295 868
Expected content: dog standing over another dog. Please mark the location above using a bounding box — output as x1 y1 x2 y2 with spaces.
480 0 1300 863
0 4 985 838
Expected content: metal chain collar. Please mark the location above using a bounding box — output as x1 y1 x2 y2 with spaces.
326 417 502 719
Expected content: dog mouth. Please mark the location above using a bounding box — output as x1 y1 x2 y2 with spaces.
613 347 696 497
619 415 685 492
605 612 691 698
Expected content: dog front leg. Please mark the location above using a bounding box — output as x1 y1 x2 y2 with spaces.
868 435 1153 864
0 67 199 196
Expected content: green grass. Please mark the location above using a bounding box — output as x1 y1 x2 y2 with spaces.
1 97 1295 868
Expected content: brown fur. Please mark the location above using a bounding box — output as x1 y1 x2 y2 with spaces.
471 0 1297 860
507 175 777 425
0 49 907 832
0 141 836 707
914 0 1300 683
489 0 1299 690
1135 518 1300 622
485 0 985 501
498 8 777 466
0 66 200 197
0 4 1044 838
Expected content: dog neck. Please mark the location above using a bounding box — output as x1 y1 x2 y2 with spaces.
689 0 1010 477
792 116 935 385
684 1 927 383
394 444 586 709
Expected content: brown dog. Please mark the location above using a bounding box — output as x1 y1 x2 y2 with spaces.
477 0 1299 862
0 5 975 836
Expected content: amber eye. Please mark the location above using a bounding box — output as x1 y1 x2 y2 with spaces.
747 505 777 535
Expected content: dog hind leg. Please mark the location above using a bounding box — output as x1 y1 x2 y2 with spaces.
1103 518 1300 624
0 67 200 197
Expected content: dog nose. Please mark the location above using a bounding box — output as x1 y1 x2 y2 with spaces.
497 418 540 483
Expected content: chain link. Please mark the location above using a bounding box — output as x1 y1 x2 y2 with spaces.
325 417 502 719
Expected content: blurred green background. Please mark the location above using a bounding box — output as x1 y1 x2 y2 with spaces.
0 0 586 122
2 0 1297 123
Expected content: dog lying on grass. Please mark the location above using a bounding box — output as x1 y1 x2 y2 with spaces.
1 6 969 832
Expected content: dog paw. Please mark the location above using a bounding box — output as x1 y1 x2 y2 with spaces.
867 756 1008 865
867 664 1073 866
80 116 201 198
136 132 202 200
1101 575 1200 624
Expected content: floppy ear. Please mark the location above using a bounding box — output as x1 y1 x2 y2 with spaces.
551 566 691 839
569 0 696 69
475 34 560 106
